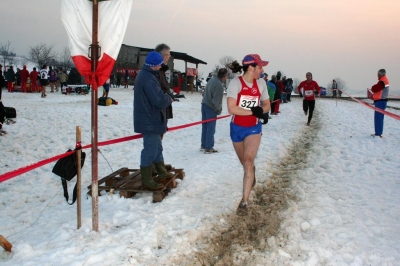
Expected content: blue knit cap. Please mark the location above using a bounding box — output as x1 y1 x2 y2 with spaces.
145 51 164 67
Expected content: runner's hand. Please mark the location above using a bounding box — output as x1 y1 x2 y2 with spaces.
262 113 269 124
250 106 264 118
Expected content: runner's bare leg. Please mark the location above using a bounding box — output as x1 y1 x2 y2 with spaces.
233 133 261 202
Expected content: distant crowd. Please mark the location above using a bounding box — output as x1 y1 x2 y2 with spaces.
3 65 69 94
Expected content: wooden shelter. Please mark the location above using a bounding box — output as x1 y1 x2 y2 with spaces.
114 44 207 90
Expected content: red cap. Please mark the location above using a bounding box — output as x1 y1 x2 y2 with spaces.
242 54 269 67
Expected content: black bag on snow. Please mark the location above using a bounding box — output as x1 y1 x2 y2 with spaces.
52 149 86 205
4 107 16 119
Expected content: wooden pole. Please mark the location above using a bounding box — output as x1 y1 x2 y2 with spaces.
91 0 100 232
76 126 82 229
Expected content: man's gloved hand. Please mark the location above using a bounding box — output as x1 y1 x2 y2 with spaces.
250 106 264 118
167 91 175 99
299 93 303 97
261 112 269 124
161 64 169 72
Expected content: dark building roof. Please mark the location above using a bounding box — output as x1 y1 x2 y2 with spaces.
121 44 207 65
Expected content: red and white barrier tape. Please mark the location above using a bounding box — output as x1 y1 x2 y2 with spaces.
340 90 400 121
0 115 231 183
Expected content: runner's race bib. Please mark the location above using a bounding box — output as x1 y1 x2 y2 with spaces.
239 95 259 110
305 90 314 96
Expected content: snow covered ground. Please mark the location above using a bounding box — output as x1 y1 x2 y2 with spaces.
0 87 399 265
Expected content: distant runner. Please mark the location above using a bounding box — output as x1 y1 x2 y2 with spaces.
297 72 321 126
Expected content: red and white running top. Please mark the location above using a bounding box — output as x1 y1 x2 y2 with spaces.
298 80 320 100
227 76 269 127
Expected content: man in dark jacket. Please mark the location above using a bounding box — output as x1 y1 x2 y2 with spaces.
124 70 129 88
134 51 173 189
6 66 15 92
155 43 173 120
116 71 122 88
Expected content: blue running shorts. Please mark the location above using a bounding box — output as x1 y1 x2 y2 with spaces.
230 122 262 142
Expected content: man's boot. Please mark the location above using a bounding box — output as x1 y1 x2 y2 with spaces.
154 160 174 182
141 166 163 190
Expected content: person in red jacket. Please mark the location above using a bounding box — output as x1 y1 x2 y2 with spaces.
297 72 321 126
20 65 30 93
29 67 39 92
367 68 389 138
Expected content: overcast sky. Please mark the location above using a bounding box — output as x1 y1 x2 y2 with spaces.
1 0 399 94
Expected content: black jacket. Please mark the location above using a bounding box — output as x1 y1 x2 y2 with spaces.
159 64 173 119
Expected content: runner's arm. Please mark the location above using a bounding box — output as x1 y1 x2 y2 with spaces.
227 97 253 116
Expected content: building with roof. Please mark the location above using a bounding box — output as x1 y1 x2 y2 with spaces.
114 44 207 89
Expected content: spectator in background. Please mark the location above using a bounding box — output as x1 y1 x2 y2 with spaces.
39 65 49 98
206 72 212 82
124 69 129 88
15 68 21 88
274 71 283 113
201 68 227 154
116 71 122 88
102 78 110 97
281 76 287 103
20 65 30 93
332 79 337 98
55 69 61 92
0 64 6 135
270 75 279 115
48 66 57 92
284 78 293 103
133 51 174 190
264 73 275 119
298 72 321 126
59 69 68 92
155 43 173 120
368 69 389 138
172 71 180 94
110 72 115 88
30 67 39 93
6 66 15 92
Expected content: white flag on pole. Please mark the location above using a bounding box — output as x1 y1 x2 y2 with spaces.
61 0 133 88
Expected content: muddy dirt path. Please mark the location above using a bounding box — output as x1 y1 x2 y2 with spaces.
178 112 322 266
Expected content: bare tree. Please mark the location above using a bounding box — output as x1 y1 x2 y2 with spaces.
211 64 220 76
219 55 235 69
58 46 73 70
28 43 56 68
0 41 15 67
219 55 236 79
